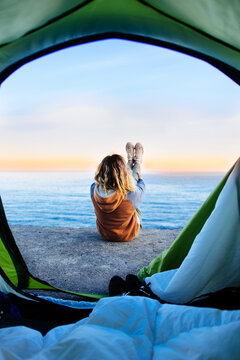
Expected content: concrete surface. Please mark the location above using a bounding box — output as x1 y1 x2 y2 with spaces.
11 226 181 297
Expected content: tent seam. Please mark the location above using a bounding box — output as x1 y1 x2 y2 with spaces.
137 0 240 53
0 0 94 49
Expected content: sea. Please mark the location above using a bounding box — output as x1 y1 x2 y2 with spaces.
0 171 224 229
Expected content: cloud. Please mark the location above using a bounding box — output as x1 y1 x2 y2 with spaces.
0 94 239 171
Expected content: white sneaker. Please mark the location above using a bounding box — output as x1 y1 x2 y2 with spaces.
134 143 144 164
126 142 134 161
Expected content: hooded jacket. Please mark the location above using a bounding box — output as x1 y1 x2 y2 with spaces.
91 180 145 242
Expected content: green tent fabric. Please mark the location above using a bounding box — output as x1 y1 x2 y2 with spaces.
138 161 236 280
0 0 239 85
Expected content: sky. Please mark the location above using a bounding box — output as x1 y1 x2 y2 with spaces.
0 39 239 172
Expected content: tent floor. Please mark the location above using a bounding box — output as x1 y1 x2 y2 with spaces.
11 226 180 297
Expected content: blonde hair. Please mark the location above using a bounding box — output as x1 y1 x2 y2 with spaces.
95 154 136 196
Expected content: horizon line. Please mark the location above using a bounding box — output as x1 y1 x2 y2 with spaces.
0 156 235 173
0 167 226 174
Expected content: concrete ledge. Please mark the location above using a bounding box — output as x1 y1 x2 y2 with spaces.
11 226 181 296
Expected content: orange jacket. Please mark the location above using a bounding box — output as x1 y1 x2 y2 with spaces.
91 185 140 242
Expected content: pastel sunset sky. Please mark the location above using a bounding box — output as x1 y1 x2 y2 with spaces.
0 39 239 172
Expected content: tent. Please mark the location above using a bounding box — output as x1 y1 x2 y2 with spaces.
0 1 240 358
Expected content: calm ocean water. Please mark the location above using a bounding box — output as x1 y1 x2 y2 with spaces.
0 171 223 229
